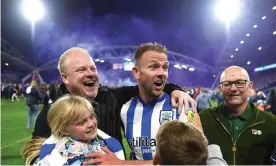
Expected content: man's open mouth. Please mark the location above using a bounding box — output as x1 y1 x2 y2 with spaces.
83 81 95 87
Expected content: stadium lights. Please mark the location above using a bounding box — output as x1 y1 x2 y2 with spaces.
258 47 262 51
273 31 276 35
246 33 250 37
181 65 188 69
100 60 105 63
5 63 9 66
231 55 234 58
22 0 45 23
273 6 276 10
188 67 195 71
240 40 244 44
235 48 239 51
247 61 251 65
95 59 100 62
215 0 241 24
262 16 266 20
213 74 216 78
124 58 132 62
253 25 258 28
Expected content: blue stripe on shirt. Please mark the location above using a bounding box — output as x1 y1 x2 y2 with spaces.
126 98 138 145
141 104 154 160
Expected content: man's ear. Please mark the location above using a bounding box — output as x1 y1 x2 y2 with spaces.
153 154 160 165
132 67 140 80
61 73 69 85
218 85 223 93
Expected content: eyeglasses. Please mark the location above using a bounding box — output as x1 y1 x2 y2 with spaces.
220 80 249 89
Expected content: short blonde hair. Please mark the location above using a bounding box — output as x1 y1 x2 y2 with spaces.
31 80 37 87
156 120 208 165
57 47 90 74
48 95 94 138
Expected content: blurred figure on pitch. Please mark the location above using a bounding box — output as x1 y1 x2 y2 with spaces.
25 80 42 129
42 84 57 107
196 88 212 112
11 83 19 101
266 88 276 116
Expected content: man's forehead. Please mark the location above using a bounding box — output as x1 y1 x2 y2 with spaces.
222 71 247 81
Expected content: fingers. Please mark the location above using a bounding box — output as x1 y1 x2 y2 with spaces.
183 95 189 114
171 96 178 109
189 96 197 113
83 158 102 165
101 146 112 154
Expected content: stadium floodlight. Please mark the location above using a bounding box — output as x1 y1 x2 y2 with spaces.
95 59 100 62
235 48 239 51
273 31 276 35
253 24 258 28
215 0 241 24
262 16 266 20
240 40 244 44
22 0 45 23
258 47 262 51
5 63 9 66
273 6 276 10
246 33 250 37
230 55 234 58
247 61 251 65
100 60 105 63
188 67 195 71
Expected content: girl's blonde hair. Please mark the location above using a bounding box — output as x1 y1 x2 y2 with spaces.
48 95 94 138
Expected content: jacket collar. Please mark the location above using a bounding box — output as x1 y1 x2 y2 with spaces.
213 102 265 131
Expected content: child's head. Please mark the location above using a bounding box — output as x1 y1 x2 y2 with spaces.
154 120 208 165
48 95 97 141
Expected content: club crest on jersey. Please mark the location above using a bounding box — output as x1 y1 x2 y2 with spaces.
159 110 173 125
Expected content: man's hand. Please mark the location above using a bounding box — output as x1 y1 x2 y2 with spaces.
83 146 123 165
171 90 197 114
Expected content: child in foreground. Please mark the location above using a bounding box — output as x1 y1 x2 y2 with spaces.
33 95 124 165
153 120 226 165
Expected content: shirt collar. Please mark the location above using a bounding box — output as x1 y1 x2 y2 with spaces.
223 102 252 120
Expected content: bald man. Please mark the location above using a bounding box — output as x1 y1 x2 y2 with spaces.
199 66 276 165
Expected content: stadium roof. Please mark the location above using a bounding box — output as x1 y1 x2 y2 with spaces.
1 0 276 76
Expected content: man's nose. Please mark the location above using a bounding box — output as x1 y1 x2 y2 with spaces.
230 83 238 91
157 68 167 76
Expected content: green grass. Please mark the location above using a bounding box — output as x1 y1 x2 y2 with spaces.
1 98 32 165
1 98 131 164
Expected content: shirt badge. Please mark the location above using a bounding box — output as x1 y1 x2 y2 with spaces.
252 129 262 135
159 110 173 125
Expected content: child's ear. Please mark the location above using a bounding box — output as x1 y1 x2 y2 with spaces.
60 129 69 136
153 154 160 165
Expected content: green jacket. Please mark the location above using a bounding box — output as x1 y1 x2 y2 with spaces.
199 102 276 165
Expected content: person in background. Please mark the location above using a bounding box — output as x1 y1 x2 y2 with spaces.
11 83 19 102
25 80 42 129
266 88 276 116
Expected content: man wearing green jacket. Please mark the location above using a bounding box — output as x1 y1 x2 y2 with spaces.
199 66 276 165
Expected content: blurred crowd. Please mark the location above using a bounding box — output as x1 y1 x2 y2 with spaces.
184 86 276 116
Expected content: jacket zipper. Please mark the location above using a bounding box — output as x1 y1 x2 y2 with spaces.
216 118 264 165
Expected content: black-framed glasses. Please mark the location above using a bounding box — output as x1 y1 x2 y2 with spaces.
220 80 249 89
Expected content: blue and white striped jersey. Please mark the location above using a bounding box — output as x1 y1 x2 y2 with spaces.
121 92 179 160
34 129 125 166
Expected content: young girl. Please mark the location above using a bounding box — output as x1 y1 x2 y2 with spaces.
33 95 125 165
